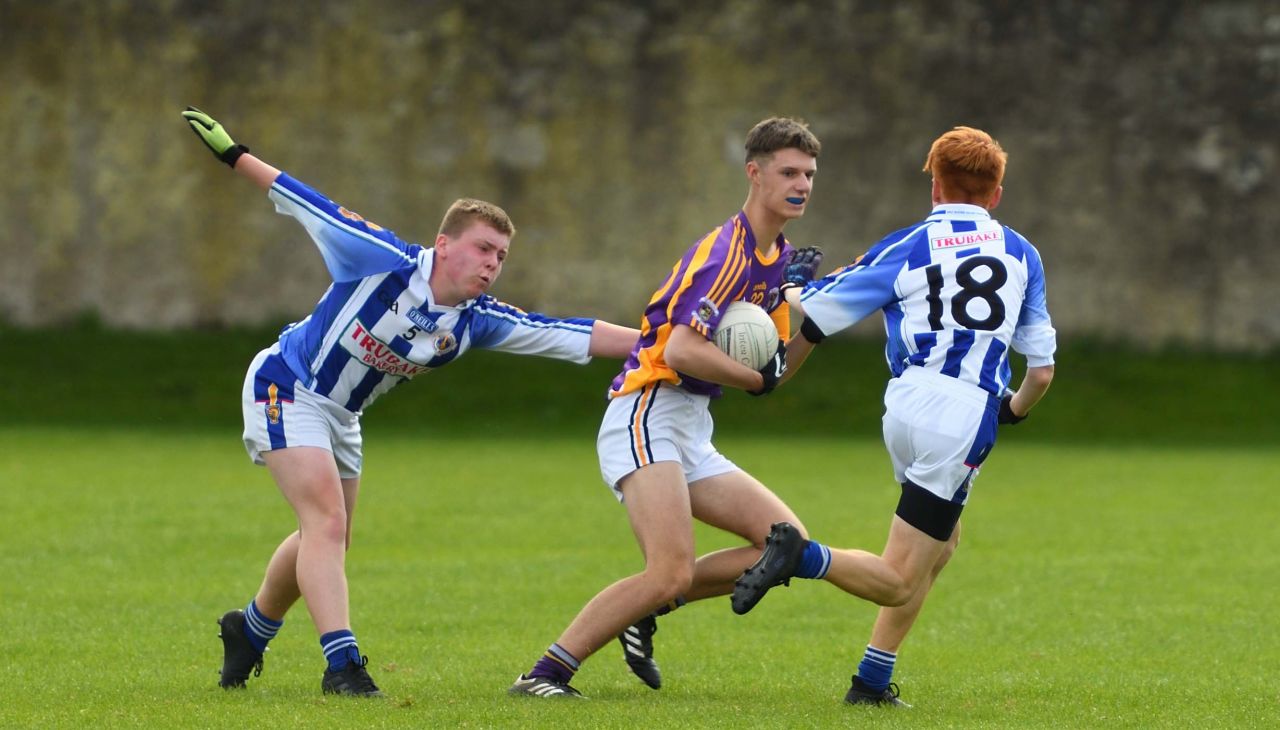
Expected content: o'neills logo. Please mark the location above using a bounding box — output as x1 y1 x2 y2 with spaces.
930 230 1002 250
343 320 429 377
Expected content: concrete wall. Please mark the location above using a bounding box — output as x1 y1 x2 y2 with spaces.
2 0 1277 349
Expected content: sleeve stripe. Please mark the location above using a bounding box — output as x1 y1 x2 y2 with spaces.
272 181 415 266
474 303 594 333
804 226 924 301
705 226 749 307
663 229 721 326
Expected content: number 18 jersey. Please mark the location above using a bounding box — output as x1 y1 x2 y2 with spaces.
800 204 1056 397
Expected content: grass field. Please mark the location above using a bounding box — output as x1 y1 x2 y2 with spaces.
3 426 1277 728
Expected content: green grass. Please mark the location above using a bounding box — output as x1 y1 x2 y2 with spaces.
3 427 1277 727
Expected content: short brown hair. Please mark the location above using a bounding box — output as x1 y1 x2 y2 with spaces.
923 126 1007 205
438 198 515 238
745 117 821 164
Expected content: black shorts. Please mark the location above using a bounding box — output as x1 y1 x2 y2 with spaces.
895 479 964 541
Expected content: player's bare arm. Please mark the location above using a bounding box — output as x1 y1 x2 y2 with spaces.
234 154 283 191
665 324 764 391
1009 364 1054 417
587 321 642 359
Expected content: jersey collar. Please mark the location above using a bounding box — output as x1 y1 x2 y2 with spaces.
735 210 786 264
925 203 991 222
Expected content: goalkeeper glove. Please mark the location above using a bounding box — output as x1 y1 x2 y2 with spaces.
748 340 788 396
780 246 824 292
182 106 249 167
998 395 1026 425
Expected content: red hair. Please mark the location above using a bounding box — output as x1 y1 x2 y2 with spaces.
923 126 1007 206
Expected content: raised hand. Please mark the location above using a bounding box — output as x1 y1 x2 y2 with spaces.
182 106 250 167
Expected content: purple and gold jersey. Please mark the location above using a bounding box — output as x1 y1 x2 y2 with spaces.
610 211 792 398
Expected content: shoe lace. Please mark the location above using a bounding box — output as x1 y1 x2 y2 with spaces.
346 655 378 691
885 682 901 699
252 656 263 678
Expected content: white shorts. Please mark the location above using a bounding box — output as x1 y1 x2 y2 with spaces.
597 382 738 501
241 346 364 479
881 368 1000 505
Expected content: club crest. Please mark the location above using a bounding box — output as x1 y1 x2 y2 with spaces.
434 332 458 355
694 297 720 328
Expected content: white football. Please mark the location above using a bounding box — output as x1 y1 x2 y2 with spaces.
713 301 778 371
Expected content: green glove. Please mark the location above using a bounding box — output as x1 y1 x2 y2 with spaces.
182 106 249 167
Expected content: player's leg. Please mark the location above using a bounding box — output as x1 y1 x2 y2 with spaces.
251 471 358 624
844 376 990 706
220 352 303 689
684 468 809 601
823 516 950 606
266 448 380 696
845 520 959 707
266 447 350 631
513 461 694 698
867 520 960 654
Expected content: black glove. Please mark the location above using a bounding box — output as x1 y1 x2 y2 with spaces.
182 106 250 167
998 395 1026 425
780 246 824 291
748 340 788 396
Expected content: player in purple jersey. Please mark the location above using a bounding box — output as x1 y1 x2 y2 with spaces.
731 127 1056 707
510 117 832 699
182 108 639 697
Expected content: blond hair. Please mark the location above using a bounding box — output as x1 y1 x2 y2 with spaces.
923 126 1007 205
438 198 515 238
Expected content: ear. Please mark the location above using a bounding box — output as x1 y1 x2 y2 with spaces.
434 233 450 255
987 185 1003 211
745 159 760 186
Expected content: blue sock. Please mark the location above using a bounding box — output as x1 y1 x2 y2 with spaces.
319 629 361 672
795 540 832 579
527 643 580 684
857 645 897 690
243 600 283 654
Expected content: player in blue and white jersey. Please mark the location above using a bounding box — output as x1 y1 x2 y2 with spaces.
182 108 639 697
731 126 1056 707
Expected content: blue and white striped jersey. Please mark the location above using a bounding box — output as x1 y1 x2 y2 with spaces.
800 204 1056 397
256 173 595 413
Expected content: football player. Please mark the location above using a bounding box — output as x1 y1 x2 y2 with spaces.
732 126 1056 707
510 117 827 698
182 107 639 697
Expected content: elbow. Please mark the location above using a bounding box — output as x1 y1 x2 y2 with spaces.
1035 364 1055 385
664 341 692 372
1028 364 1054 391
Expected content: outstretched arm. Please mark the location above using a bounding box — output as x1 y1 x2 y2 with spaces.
587 321 641 359
182 107 280 190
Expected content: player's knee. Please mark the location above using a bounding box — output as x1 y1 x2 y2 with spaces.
304 510 349 546
645 564 694 603
880 580 916 608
